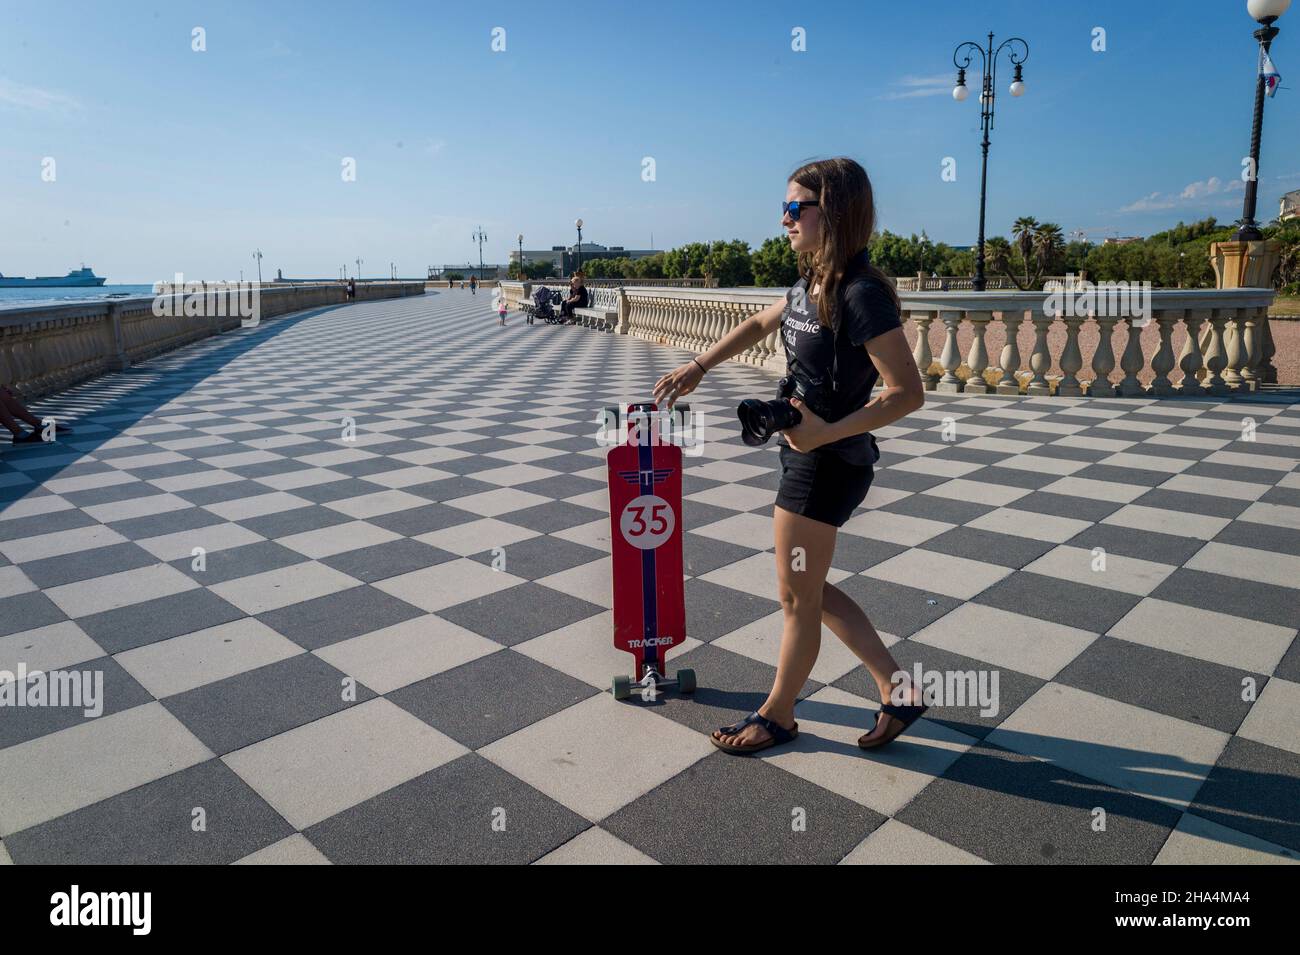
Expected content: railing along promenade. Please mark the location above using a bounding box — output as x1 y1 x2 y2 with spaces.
1 281 424 400
499 281 1281 396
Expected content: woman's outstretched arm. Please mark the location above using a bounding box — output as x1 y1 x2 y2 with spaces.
652 296 785 406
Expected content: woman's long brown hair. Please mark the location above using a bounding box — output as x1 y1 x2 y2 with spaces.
789 157 900 331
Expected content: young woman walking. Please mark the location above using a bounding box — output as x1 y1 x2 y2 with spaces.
652 157 927 753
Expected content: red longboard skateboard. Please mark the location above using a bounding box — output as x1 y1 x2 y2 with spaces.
605 402 697 701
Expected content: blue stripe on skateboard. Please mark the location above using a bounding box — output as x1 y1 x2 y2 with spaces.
636 435 659 669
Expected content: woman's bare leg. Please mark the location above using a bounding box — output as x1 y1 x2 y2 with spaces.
713 505 837 748
0 386 42 428
820 581 923 742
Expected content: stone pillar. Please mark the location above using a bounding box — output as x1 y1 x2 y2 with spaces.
1177 310 1207 397
106 303 129 371
1209 239 1281 289
1086 316 1117 397
1057 315 1085 397
1149 311 1179 396
1202 311 1231 396
936 310 964 393
963 311 992 394
1026 313 1052 396
997 310 1023 395
910 311 937 390
1117 317 1146 397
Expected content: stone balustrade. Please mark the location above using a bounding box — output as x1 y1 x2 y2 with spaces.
1 281 424 400
607 285 1280 395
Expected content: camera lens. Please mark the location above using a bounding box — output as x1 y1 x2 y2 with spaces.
737 398 802 446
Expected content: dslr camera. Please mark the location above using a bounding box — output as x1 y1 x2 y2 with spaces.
736 362 836 447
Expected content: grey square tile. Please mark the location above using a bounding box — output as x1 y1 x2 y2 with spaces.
389 650 596 748
0 656 154 749
437 581 605 646
1187 737 1300 853
602 749 884 864
304 754 590 864
77 588 245 653
467 535 606 580
320 538 458 583
2 759 292 864
895 742 1181 864
257 585 425 650
163 653 377 755
169 540 307 584
918 526 1057 569
684 578 782 642
973 572 1139 635
1150 569 1299 629
1055 636 1259 734
832 575 962 639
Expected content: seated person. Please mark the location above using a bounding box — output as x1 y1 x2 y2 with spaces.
559 273 589 323
1 382 72 443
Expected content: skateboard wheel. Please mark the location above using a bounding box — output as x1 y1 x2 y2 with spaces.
612 675 631 700
677 668 696 694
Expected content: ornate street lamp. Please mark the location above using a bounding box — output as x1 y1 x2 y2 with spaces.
1236 0 1290 240
575 218 584 273
517 233 524 279
952 32 1029 291
472 226 488 280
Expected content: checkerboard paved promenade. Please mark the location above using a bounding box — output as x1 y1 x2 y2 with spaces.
1 289 1297 864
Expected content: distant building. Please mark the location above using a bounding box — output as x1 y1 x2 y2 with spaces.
427 264 509 279
510 242 661 277
1281 189 1300 223
1103 236 1143 245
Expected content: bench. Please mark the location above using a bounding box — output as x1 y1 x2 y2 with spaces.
573 286 620 332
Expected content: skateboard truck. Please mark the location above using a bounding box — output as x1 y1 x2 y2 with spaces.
606 400 697 702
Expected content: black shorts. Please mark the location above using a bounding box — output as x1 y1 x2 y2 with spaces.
774 443 874 527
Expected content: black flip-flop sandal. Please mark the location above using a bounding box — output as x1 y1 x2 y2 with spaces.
858 703 929 750
710 710 798 755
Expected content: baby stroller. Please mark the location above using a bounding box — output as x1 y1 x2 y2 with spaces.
527 285 566 325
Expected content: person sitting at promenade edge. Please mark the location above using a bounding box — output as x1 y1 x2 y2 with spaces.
1 382 72 444
559 272 589 323
652 156 927 753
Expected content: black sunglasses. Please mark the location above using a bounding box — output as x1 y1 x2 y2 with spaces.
782 200 818 221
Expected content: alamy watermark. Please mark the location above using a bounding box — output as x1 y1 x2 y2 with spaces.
889 662 1000 717
0 664 104 718
152 273 262 327
596 404 706 456
1043 272 1151 327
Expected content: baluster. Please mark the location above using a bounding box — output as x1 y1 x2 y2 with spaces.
1026 311 1052 396
1177 309 1207 396
1202 310 1230 395
1149 311 1179 396
997 310 1023 394
1086 316 1117 397
1222 311 1245 389
1112 317 1144 394
910 311 937 390
1258 308 1278 384
936 310 964 393
1240 308 1261 391
1057 314 1085 397
964 311 992 394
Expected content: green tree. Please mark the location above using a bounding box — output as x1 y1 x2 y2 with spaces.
1012 216 1039 285
752 236 798 286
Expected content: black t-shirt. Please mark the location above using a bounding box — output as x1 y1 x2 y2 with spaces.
574 285 589 307
776 256 902 465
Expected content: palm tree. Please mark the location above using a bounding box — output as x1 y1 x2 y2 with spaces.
984 237 1012 280
1032 223 1064 284
1013 216 1039 284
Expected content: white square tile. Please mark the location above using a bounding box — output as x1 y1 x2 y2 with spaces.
222 698 467 830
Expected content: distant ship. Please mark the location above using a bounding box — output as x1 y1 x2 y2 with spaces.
0 265 106 288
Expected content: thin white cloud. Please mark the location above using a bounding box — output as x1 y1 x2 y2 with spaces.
1180 176 1223 200
0 77 82 111
1120 192 1177 213
878 72 953 100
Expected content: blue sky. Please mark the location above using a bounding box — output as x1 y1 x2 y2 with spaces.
1 0 1297 283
